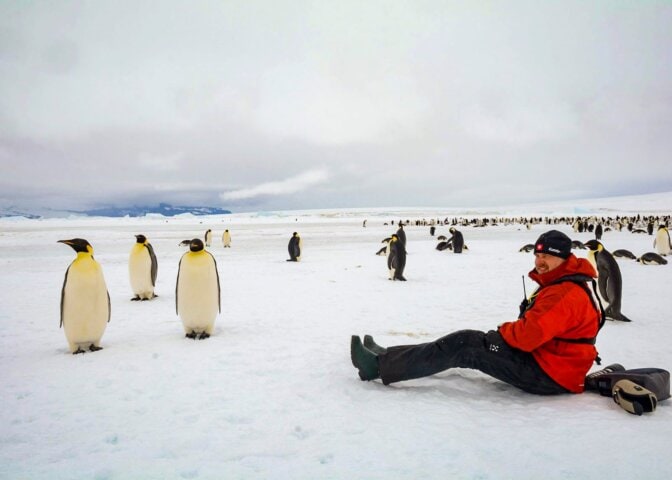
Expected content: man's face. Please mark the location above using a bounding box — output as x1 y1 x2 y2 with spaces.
534 253 565 274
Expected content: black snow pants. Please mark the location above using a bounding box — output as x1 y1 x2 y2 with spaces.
377 329 569 395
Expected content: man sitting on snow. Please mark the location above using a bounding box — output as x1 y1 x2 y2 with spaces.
351 230 602 394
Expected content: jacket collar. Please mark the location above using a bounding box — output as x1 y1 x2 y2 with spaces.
529 253 597 287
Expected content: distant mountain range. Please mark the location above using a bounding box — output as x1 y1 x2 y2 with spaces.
0 203 231 219
0 208 41 219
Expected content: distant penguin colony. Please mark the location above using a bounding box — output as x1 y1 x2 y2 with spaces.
176 238 221 340
584 240 631 322
129 234 158 300
58 238 111 354
287 232 302 262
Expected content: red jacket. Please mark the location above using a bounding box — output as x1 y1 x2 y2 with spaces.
498 254 599 393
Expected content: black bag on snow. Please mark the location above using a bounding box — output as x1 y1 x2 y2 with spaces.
584 365 670 401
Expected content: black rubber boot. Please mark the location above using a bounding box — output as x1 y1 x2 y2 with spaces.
350 336 380 381
363 335 388 355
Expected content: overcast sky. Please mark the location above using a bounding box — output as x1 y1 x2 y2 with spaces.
1 1 671 213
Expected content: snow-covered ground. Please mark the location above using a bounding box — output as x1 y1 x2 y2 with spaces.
1 194 671 479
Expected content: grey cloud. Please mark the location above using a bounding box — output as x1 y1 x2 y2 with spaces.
1 1 671 213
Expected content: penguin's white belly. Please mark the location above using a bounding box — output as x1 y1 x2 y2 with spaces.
129 247 153 298
63 266 108 349
177 256 219 333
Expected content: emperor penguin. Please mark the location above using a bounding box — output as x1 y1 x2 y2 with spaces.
636 252 668 265
653 225 671 256
584 240 631 322
519 244 535 252
387 234 407 281
58 238 111 354
376 237 391 256
222 229 231 248
395 224 406 249
176 238 220 339
129 234 158 300
204 229 213 247
447 227 464 253
287 232 302 262
612 249 637 260
595 223 603 240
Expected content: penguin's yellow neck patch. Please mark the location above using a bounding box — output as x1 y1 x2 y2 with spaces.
72 251 100 273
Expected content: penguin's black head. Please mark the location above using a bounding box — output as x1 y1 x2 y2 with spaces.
135 234 147 244
58 238 92 254
189 238 204 252
584 239 602 252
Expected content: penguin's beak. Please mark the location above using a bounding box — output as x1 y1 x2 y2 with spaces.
58 240 72 245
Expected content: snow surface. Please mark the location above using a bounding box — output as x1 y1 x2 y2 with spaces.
1 195 671 479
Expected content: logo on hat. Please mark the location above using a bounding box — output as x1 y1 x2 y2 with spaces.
536 244 543 251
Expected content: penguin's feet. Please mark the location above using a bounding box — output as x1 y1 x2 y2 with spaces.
198 332 210 340
73 347 86 355
131 296 141 301
186 332 198 339
89 344 103 352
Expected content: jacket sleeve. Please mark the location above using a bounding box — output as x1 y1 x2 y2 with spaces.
498 284 577 352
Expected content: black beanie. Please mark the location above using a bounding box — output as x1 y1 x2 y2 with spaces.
534 230 571 259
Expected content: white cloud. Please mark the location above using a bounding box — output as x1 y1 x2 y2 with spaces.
220 168 330 201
